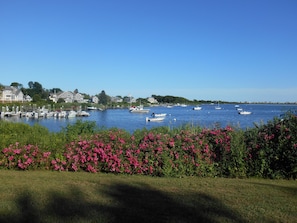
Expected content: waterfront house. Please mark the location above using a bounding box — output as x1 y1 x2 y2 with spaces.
111 96 123 103
49 91 87 103
90 96 99 104
73 92 85 103
0 86 24 102
147 97 158 104
57 91 74 103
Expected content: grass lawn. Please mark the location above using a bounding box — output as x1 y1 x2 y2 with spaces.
0 170 296 223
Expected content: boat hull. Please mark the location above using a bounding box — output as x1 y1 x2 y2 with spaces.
146 117 165 122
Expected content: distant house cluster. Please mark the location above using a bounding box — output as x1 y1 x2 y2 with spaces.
0 85 159 104
0 85 98 103
49 91 95 103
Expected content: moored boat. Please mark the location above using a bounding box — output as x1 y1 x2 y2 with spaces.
146 116 165 122
76 110 90 117
151 112 167 117
193 106 202 110
239 111 252 115
87 106 98 110
215 102 222 110
129 105 150 113
67 110 77 118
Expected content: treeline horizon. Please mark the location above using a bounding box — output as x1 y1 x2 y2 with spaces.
1 81 295 105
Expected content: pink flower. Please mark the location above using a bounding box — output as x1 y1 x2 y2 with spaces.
25 157 33 165
13 149 21 155
43 152 51 158
119 138 125 144
149 166 153 174
51 160 57 165
87 164 96 173
72 163 78 171
18 163 25 169
2 148 9 154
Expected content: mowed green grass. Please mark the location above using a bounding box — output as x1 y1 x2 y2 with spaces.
0 170 296 223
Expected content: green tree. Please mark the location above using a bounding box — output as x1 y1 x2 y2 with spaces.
49 88 63 94
32 94 42 102
98 90 110 105
10 82 23 89
57 98 65 103
25 81 48 100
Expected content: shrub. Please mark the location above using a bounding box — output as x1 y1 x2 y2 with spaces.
245 113 297 179
0 122 65 154
0 143 51 170
0 115 296 179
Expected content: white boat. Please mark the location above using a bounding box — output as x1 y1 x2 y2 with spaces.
76 111 90 117
239 111 252 115
46 111 55 117
38 110 48 118
67 110 77 118
129 105 150 113
146 116 165 122
26 112 39 119
193 106 202 110
87 106 99 110
57 111 67 118
151 113 167 117
87 106 96 110
215 102 222 110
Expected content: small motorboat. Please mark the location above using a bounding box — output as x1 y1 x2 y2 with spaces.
151 112 167 117
129 105 150 113
146 116 165 122
193 106 202 110
239 111 252 115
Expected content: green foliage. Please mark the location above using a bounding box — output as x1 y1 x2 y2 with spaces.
0 114 297 179
0 122 62 152
97 90 110 105
225 130 247 177
245 113 297 179
152 95 191 104
61 120 99 142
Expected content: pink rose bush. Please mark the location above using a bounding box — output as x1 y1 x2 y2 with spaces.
244 114 297 179
1 114 297 179
1 142 51 170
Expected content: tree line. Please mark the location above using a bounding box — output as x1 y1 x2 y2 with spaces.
2 81 217 105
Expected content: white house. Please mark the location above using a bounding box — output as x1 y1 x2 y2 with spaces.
24 95 32 102
49 92 58 103
56 91 74 103
0 86 24 102
110 96 123 103
73 93 85 103
49 91 87 103
91 96 99 104
147 97 158 104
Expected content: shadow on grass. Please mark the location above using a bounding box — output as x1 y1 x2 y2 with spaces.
0 183 246 223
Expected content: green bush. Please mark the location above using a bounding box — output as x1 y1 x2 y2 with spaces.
1 115 297 179
0 121 62 152
245 113 297 179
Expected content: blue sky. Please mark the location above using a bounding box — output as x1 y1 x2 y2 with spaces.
1 0 296 103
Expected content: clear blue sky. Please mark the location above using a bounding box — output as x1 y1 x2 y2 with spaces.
1 0 296 103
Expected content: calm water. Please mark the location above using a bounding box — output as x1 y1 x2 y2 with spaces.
3 104 297 133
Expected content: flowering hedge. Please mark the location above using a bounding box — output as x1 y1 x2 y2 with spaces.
0 143 51 170
244 114 297 179
1 113 297 179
